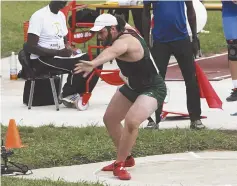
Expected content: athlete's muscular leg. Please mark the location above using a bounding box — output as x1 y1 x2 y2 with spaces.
103 89 132 150
116 94 158 162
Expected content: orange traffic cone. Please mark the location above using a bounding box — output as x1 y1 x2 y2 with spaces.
5 119 25 149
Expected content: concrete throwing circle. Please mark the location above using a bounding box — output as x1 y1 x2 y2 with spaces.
96 158 237 186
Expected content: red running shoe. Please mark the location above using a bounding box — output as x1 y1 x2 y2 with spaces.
113 161 131 180
101 155 135 171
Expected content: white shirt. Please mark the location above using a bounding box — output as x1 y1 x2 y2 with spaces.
28 5 68 59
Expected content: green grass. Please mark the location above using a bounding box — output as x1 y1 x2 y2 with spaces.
0 1 99 58
1 177 104 186
1 1 226 58
1 1 49 57
1 125 237 169
0 2 231 185
199 11 226 55
1 125 237 185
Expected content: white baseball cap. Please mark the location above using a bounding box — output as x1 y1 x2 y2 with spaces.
90 13 118 32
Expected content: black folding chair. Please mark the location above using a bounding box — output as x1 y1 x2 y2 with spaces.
18 49 65 111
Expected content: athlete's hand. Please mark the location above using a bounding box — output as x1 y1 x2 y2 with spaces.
74 60 94 77
192 36 199 59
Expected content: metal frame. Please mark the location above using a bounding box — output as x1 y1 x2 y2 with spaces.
27 75 63 111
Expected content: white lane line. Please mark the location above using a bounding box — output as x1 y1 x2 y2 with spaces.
168 53 228 68
189 151 201 158
195 52 227 61
213 74 231 80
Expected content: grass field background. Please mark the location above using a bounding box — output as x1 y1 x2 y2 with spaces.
1 125 237 186
1 1 232 186
1 1 226 58
2 125 237 169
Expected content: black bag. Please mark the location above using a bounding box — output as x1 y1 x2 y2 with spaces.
68 8 99 27
23 77 60 106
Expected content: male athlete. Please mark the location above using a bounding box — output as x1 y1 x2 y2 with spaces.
74 14 167 180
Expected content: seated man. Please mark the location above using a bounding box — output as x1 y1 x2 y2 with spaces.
24 0 101 108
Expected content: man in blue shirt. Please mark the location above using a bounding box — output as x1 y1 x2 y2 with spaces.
222 1 237 102
142 1 205 129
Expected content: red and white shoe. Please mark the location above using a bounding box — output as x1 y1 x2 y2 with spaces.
113 161 131 180
101 155 135 171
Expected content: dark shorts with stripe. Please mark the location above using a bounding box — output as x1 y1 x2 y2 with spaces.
119 74 167 105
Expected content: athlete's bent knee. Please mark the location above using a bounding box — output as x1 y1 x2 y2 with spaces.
124 116 140 133
227 40 237 61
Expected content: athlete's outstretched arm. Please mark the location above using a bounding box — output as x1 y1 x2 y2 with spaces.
91 38 128 67
74 38 128 76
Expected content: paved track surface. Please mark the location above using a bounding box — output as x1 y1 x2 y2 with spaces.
166 53 231 81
